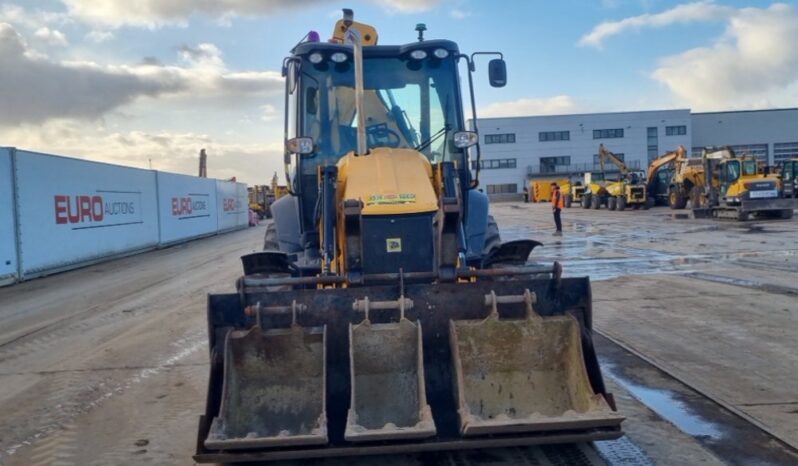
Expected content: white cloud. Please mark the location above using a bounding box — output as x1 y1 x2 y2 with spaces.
651 3 798 110
480 96 580 118
61 0 441 28
34 26 68 46
85 30 114 43
0 4 70 29
0 120 282 185
579 1 733 48
0 23 282 125
449 9 471 20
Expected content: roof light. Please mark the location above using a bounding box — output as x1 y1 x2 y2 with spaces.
330 52 348 63
433 48 449 59
409 49 427 60
308 52 323 64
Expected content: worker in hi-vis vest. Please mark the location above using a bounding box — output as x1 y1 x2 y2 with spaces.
551 182 564 236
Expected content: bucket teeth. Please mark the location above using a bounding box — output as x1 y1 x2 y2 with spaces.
204 324 327 450
449 302 623 436
345 318 436 441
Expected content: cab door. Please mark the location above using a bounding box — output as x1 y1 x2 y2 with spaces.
784 161 796 198
719 160 740 197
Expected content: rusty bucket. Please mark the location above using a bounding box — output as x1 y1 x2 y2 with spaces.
345 297 435 442
204 323 327 450
449 290 623 436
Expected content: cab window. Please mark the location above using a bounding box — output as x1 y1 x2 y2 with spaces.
742 159 757 176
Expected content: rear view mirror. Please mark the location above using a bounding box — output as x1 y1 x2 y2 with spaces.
488 59 507 88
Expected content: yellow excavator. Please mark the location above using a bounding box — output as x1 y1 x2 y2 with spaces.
691 147 795 220
194 10 622 463
584 144 650 210
645 145 688 207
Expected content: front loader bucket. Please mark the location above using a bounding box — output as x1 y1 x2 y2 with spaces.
204 324 327 450
345 318 436 441
450 292 623 436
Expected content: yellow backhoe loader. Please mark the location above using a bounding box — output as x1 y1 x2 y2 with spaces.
691 147 796 220
583 144 650 210
194 10 622 463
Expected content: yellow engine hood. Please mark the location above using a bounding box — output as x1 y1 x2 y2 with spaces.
336 147 439 215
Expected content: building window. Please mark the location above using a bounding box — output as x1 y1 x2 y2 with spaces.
471 158 517 170
593 128 624 139
647 127 658 163
539 156 571 174
486 183 518 194
730 144 768 162
539 131 570 142
774 142 798 162
665 125 687 136
485 133 516 144
593 153 624 168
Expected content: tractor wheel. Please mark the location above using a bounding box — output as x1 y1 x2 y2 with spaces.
608 197 617 211
645 197 655 210
669 188 687 209
780 209 794 219
617 196 627 211
582 194 592 209
564 194 572 208
689 186 705 209
591 195 601 210
483 215 502 257
263 221 279 251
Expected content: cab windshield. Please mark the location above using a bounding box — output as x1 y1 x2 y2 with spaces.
300 54 462 173
742 159 757 176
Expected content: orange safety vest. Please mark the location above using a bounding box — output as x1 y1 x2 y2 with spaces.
551 189 564 209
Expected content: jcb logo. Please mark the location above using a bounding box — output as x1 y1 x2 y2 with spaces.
386 238 402 253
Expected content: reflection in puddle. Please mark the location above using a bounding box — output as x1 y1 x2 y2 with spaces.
600 361 724 440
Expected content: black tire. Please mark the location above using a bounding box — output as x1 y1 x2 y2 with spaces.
483 215 502 257
263 221 279 251
669 188 687 209
591 195 601 210
617 196 626 211
689 186 704 209
737 210 749 221
564 194 572 208
582 194 592 209
781 209 795 219
645 197 655 210
608 197 617 211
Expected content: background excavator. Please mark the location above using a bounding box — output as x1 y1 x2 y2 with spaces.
645 145 688 207
583 144 651 210
194 10 622 463
691 147 795 220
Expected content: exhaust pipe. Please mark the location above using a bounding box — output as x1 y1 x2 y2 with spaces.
342 9 367 156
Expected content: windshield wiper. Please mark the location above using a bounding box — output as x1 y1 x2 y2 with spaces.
415 124 450 153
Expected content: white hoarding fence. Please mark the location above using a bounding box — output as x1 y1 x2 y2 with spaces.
14 150 160 278
0 148 18 285
157 172 218 245
216 180 248 232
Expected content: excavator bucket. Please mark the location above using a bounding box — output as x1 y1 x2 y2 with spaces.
204 324 327 450
449 291 623 436
196 278 623 463
345 318 436 441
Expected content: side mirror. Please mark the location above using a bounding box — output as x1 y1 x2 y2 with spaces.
488 59 507 88
286 137 314 155
453 131 479 149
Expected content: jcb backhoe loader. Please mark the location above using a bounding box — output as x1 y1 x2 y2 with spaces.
194 11 623 463
691 147 795 220
584 144 650 210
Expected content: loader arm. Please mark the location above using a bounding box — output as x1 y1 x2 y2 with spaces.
646 145 686 186
598 144 628 177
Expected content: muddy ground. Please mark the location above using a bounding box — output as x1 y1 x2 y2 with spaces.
0 202 796 465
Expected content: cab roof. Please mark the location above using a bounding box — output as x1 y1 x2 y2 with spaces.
292 39 460 59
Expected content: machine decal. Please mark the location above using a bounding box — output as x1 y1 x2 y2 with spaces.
366 193 416 206
386 237 402 253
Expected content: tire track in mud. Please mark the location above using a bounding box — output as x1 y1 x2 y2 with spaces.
0 331 207 464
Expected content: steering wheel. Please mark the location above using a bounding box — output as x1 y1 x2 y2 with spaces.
366 124 401 148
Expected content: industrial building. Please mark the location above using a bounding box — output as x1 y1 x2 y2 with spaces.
475 107 798 196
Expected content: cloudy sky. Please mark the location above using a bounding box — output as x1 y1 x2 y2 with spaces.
1 0 797 184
